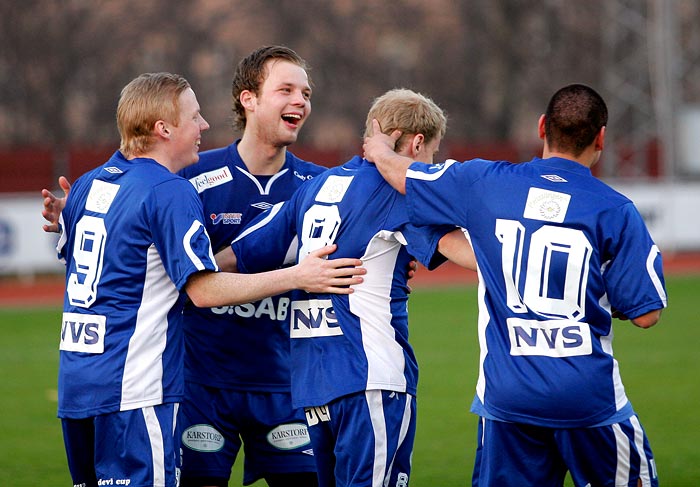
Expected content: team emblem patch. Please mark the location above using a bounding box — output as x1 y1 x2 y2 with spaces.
523 187 570 223
86 180 120 214
315 175 354 203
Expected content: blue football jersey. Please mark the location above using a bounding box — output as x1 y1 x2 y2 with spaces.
404 156 668 428
232 156 449 409
178 141 326 391
56 151 218 419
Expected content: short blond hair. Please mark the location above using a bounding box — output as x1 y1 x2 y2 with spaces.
117 72 191 157
364 88 447 150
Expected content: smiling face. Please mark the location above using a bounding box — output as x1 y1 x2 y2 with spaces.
167 87 210 170
244 59 312 148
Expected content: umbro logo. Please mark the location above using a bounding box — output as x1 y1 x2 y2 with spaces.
251 202 274 210
541 174 567 182
104 166 123 174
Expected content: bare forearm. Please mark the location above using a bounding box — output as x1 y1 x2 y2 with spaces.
185 244 365 308
438 229 477 271
185 269 297 308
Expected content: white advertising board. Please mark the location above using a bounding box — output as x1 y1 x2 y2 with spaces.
0 183 698 277
0 194 63 276
609 181 700 253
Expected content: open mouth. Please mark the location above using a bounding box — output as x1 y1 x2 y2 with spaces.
282 113 302 127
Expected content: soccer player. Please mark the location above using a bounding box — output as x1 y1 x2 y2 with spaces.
41 47 377 487
53 72 364 487
176 46 325 487
225 88 470 487
363 84 667 487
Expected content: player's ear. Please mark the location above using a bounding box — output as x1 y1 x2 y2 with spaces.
595 126 606 151
537 114 546 140
240 90 255 111
411 134 424 157
155 120 170 139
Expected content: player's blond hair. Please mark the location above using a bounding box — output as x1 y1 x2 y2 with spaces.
364 88 447 151
117 72 191 158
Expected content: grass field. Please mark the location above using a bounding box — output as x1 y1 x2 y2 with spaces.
1 275 698 486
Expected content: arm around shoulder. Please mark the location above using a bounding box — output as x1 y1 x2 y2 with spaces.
184 245 366 308
363 119 411 194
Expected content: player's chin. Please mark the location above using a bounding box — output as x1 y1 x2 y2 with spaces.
283 121 303 137
280 133 299 147
182 153 200 168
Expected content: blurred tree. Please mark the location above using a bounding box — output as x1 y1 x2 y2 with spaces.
1 0 695 182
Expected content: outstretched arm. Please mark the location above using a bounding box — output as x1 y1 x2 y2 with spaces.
363 119 414 195
41 176 71 233
186 244 365 308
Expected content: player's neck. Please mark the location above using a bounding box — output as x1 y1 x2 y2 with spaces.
237 134 287 175
129 147 180 174
542 146 598 169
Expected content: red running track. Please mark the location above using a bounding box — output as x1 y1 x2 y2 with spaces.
1 253 699 307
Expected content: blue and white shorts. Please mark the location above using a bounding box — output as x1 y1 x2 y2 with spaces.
306 390 415 487
61 403 179 487
472 415 658 487
178 383 315 486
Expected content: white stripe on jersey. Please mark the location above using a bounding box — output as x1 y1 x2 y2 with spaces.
465 228 491 404
406 158 458 181
236 165 289 195
646 245 667 307
121 244 179 410
475 262 491 404
57 213 68 264
142 406 166 486
183 220 212 271
349 230 406 392
600 329 629 411
232 202 285 244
